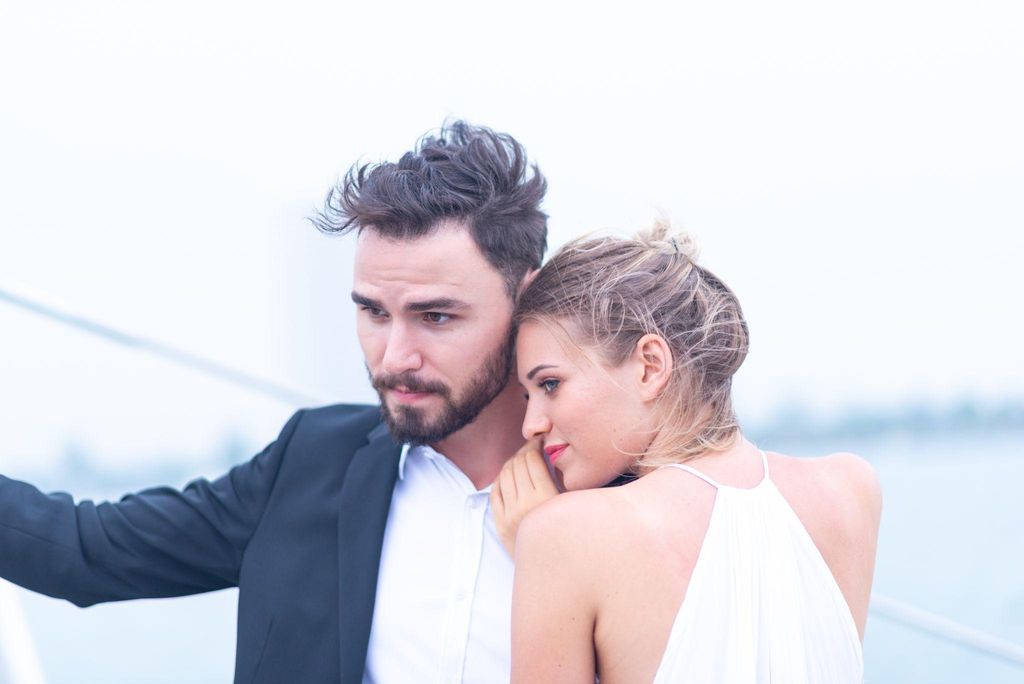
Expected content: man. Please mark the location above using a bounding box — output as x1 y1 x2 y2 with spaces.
0 121 547 682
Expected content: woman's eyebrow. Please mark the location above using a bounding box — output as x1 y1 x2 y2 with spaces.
526 364 557 380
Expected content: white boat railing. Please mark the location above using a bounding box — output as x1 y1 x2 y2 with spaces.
2 279 1024 673
0 581 46 684
0 279 326 407
871 594 1024 667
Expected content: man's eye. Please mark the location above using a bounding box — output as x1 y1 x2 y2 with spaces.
361 306 387 318
424 312 451 324
540 379 560 393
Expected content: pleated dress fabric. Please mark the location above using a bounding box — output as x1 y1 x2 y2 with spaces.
650 452 863 684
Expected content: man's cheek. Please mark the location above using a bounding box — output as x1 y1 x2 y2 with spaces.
356 331 383 365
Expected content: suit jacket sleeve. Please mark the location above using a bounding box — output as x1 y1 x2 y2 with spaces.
0 410 304 607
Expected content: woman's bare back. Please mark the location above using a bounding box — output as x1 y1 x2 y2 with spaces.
510 446 881 684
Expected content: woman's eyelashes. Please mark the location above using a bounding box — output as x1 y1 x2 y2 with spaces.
521 378 562 400
538 378 561 394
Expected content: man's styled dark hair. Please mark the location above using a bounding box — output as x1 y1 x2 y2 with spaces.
314 120 548 296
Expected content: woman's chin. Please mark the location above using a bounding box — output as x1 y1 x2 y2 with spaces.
555 467 586 492
550 466 567 492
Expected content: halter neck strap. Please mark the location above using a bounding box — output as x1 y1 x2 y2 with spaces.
660 450 770 490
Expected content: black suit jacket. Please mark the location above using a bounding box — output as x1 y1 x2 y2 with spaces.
0 404 401 683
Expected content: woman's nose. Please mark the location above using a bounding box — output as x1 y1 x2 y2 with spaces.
521 402 551 440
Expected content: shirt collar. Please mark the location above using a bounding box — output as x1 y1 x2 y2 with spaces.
396 443 493 494
398 444 411 480
397 442 444 480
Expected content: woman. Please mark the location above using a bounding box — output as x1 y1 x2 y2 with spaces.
491 222 881 683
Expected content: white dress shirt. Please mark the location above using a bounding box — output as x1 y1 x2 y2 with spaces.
363 444 515 683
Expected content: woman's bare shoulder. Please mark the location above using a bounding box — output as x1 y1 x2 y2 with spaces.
773 449 878 489
520 487 632 537
516 488 635 563
771 450 882 535
810 452 880 512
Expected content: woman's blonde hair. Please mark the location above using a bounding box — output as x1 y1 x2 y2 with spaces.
514 220 749 468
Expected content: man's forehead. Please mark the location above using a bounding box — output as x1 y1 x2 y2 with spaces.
353 249 474 292
353 222 501 292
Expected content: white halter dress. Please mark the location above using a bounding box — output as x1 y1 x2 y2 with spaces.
651 452 863 683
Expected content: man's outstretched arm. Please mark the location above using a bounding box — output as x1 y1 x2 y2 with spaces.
0 410 303 607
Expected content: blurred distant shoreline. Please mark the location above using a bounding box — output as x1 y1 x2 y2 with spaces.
748 396 1024 443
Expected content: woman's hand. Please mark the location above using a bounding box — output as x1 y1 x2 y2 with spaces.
491 437 560 558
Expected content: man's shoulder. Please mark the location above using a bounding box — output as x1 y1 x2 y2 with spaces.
263 403 395 473
291 403 385 440
299 402 382 427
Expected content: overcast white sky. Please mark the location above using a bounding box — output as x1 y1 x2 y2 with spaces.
1 0 1022 471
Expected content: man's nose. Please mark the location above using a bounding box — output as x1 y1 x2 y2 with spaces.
381 323 423 375
521 402 552 440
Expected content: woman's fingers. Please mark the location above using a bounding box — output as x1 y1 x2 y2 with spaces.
512 446 534 490
500 456 519 501
512 438 558 502
492 463 518 557
491 438 563 559
523 443 559 497
490 477 504 516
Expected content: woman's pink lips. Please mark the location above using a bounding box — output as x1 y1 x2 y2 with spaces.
544 444 568 463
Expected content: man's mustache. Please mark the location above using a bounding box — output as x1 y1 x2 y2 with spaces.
372 371 451 397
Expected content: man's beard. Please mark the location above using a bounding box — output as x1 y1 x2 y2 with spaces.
370 335 514 445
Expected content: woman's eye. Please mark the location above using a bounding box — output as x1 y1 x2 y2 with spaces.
424 312 451 324
540 378 560 393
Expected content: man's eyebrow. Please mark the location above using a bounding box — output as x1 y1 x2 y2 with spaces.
526 364 557 380
351 292 381 308
405 298 469 313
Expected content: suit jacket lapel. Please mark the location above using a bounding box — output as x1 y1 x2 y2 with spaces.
337 421 402 683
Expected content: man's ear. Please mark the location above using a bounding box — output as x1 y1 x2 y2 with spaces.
517 268 540 298
632 334 673 402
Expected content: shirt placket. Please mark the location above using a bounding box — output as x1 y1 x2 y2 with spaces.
438 489 488 683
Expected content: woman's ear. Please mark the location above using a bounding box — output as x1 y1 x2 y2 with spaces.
632 334 673 402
